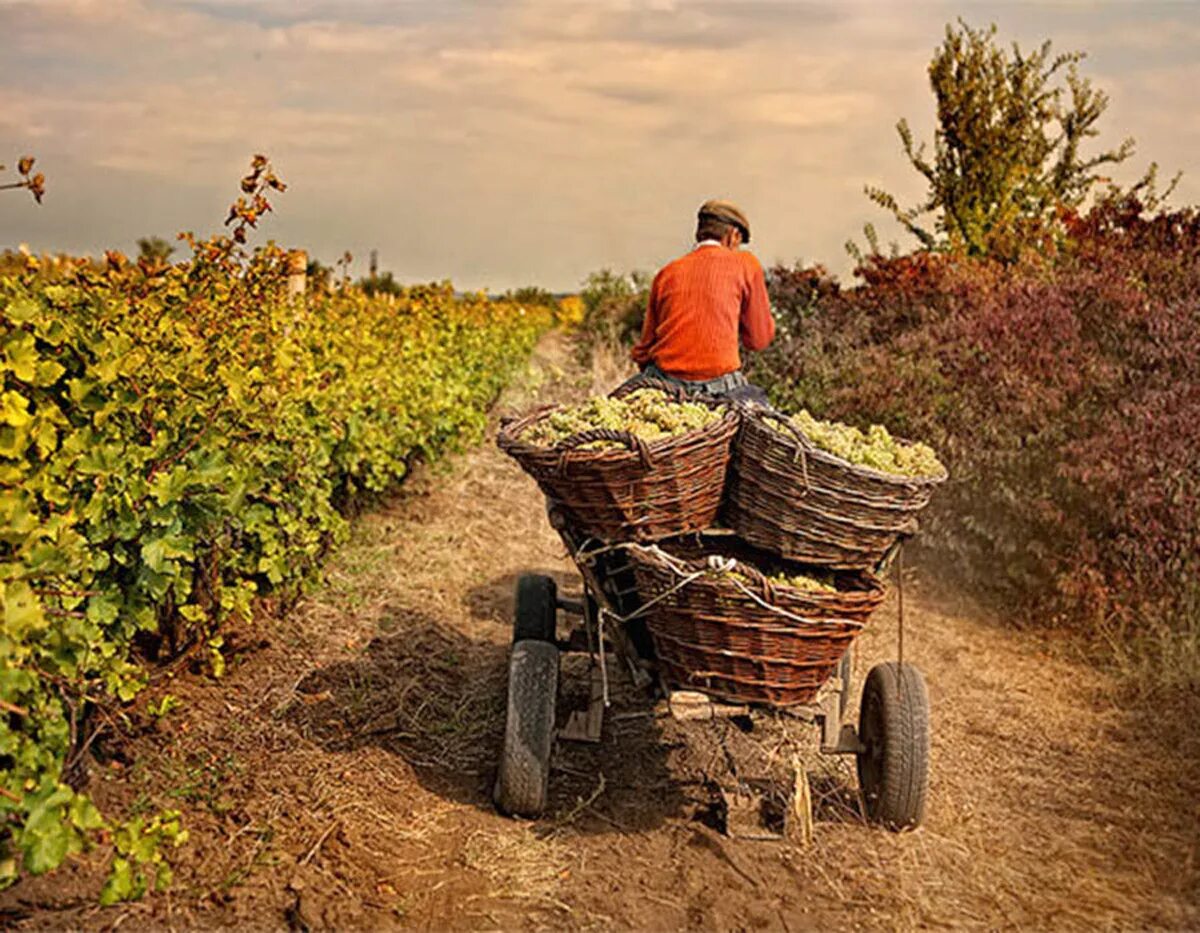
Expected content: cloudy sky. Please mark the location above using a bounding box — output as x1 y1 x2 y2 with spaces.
1 0 1197 290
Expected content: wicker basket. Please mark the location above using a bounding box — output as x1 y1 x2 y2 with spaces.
626 537 886 707
725 409 947 569
496 382 739 542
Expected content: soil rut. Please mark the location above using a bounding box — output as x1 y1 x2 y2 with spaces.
5 331 1198 931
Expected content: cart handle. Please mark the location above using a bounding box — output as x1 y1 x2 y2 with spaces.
556 428 654 471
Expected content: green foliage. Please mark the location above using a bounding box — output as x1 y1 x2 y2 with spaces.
357 270 402 297
0 239 549 891
502 285 558 309
99 810 187 905
867 20 1139 259
135 237 174 264
146 694 180 719
577 269 649 353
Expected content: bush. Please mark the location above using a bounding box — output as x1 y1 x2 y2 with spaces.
748 196 1200 686
0 242 549 887
577 269 649 355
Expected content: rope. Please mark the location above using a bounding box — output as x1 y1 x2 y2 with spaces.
574 539 868 707
597 609 609 707
897 544 905 667
578 541 865 632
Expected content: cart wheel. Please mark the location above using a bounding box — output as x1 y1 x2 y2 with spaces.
856 662 929 830
494 639 558 818
513 574 557 643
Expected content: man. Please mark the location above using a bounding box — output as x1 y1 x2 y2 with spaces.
627 199 774 403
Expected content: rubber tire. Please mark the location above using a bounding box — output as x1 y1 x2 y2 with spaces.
856 662 930 830
513 574 557 644
494 639 559 818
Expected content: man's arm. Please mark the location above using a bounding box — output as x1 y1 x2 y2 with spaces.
630 270 663 367
739 255 775 351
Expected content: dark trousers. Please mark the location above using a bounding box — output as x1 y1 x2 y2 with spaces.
620 362 770 406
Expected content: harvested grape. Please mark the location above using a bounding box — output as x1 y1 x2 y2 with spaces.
522 389 722 449
767 410 944 478
726 568 836 593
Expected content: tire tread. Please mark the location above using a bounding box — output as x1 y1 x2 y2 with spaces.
857 661 929 830
494 640 558 818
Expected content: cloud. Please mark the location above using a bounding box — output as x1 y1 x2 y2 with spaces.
0 0 1195 289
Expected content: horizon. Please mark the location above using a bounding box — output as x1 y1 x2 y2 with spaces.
2 0 1197 290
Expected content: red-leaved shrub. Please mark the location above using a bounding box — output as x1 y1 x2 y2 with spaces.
749 197 1200 661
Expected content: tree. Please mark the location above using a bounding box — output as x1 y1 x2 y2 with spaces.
359 269 402 296
136 236 175 262
867 21 1141 259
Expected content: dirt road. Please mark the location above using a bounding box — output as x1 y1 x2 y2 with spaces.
6 332 1198 930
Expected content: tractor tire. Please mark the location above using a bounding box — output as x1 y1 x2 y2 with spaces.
513 574 557 644
494 639 558 818
856 661 930 830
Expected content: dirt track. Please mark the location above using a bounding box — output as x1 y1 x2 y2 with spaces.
5 331 1198 931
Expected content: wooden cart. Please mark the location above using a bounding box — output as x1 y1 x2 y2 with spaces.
493 506 930 835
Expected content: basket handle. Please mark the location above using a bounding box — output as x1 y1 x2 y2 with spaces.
752 409 812 495
732 557 780 604
555 428 654 472
499 403 557 432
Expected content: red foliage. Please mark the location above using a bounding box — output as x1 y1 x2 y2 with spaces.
752 197 1200 636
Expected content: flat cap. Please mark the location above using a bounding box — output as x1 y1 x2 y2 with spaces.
698 199 750 243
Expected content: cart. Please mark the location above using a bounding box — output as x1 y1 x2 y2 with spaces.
493 505 931 835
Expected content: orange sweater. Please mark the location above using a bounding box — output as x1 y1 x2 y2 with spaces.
630 244 775 381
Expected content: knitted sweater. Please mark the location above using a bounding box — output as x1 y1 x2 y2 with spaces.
630 243 775 381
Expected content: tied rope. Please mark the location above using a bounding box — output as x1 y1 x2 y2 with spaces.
578 541 867 632
897 543 905 667
576 541 867 706
763 412 811 496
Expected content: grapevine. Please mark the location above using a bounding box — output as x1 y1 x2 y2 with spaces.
0 157 551 895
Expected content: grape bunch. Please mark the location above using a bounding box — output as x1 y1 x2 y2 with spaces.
767 410 944 479
726 568 836 593
522 389 722 449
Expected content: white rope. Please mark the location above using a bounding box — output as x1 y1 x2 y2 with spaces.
591 542 865 631
573 539 865 707
723 575 865 630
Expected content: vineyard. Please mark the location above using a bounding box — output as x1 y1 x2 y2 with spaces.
0 202 550 896
2 13 1199 924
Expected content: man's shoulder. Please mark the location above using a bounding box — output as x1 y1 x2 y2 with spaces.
655 251 698 281
736 249 764 272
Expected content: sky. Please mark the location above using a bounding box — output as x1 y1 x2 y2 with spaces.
1 0 1198 291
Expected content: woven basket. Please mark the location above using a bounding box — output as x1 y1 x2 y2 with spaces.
496 381 739 542
626 537 886 707
725 410 947 570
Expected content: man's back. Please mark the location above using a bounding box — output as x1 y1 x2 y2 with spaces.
631 244 774 381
